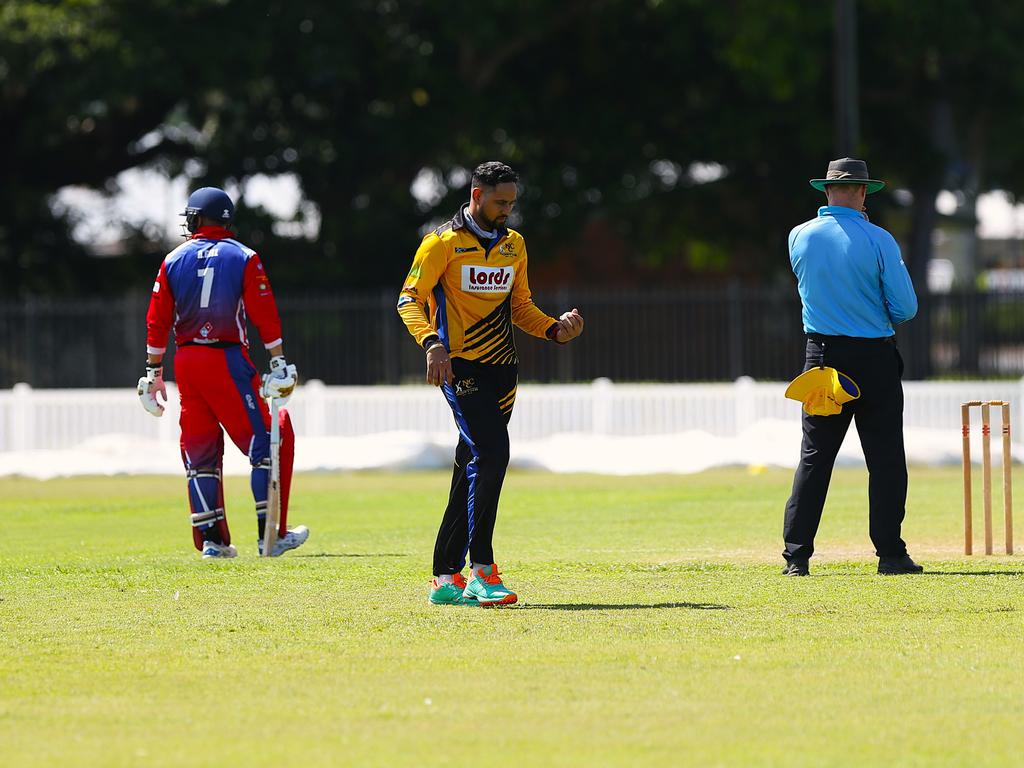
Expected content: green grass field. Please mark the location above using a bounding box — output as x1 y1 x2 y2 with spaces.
1 468 1021 767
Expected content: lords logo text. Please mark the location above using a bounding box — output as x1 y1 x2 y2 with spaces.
461 265 514 293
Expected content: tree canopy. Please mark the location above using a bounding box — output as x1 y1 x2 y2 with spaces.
3 0 1024 299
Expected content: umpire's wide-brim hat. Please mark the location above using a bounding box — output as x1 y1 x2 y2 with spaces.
784 366 861 416
810 157 885 194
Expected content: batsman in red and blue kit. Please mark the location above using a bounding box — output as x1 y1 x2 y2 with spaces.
138 187 309 559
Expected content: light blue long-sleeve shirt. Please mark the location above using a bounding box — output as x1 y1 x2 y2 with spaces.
789 206 918 337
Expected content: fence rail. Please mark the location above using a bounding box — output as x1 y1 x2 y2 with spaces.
2 378 1023 453
2 287 1024 387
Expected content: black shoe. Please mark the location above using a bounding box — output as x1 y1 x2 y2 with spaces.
782 559 809 576
878 554 924 574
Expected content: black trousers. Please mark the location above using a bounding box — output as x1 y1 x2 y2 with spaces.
783 336 909 561
433 358 518 576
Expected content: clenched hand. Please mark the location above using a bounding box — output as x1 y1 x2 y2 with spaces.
555 308 584 343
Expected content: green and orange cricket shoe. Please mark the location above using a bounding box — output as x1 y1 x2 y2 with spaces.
428 573 478 606
463 564 518 606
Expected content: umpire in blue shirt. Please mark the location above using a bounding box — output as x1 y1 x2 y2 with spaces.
783 158 923 576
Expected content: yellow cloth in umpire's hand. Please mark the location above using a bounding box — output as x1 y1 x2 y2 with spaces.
784 366 861 416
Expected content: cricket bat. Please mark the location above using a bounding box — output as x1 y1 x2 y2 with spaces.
261 396 281 557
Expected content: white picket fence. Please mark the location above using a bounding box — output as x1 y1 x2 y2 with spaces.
1 377 1023 453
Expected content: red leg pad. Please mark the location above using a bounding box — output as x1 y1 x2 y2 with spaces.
278 407 295 535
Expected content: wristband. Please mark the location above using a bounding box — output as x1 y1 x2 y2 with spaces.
421 335 441 351
425 342 446 354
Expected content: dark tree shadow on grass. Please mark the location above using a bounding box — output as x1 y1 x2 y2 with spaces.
293 553 409 558
517 602 728 611
923 570 1024 577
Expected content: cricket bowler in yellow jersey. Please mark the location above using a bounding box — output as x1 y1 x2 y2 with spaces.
397 162 584 606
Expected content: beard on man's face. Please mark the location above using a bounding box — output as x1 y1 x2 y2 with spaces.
481 211 504 230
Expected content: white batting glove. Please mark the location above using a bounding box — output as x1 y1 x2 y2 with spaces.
261 355 298 404
137 365 167 417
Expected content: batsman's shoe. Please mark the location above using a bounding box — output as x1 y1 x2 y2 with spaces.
201 541 238 559
463 564 518 606
428 573 477 606
258 525 310 557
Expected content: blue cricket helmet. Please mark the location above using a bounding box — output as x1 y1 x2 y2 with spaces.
183 187 235 233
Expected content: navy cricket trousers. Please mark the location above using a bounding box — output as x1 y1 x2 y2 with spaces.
434 358 518 576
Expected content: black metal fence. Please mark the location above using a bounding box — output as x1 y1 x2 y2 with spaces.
1 287 1023 387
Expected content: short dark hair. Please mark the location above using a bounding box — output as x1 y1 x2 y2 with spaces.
471 161 519 188
825 183 866 194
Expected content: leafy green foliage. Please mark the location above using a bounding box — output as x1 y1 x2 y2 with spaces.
3 1 1024 296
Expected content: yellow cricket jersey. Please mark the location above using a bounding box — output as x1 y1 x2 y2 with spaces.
397 208 558 364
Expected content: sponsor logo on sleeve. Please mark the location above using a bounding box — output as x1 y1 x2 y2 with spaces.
152 281 160 293
461 265 514 293
397 295 416 308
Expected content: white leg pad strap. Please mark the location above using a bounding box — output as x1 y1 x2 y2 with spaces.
190 507 225 527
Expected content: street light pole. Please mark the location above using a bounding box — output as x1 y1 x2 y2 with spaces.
835 0 859 156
